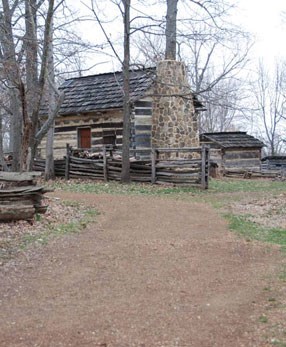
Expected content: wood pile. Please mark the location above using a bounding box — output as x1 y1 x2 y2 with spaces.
0 172 51 221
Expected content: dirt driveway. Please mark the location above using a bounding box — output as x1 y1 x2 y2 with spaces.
0 192 284 347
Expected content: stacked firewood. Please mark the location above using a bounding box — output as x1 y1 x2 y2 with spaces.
0 172 51 221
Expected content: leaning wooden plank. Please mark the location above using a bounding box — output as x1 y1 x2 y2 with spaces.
156 163 201 169
0 189 52 200
155 180 200 185
0 198 34 205
0 186 45 194
69 156 104 164
156 159 201 165
130 163 152 169
156 172 200 178
69 170 104 178
0 205 35 221
0 172 42 182
130 177 152 182
156 169 200 174
130 169 152 174
69 165 103 172
107 166 122 172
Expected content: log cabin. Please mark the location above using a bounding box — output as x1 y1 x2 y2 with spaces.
39 60 204 159
200 131 265 175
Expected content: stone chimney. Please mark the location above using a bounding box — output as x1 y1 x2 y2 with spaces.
151 60 199 149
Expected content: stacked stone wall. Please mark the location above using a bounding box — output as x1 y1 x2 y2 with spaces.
151 60 199 156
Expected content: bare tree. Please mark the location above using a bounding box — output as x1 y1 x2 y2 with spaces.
121 0 131 182
165 0 178 60
45 14 56 180
0 0 89 172
251 60 286 155
0 0 57 171
0 82 11 156
131 0 251 133
0 112 7 170
200 78 243 132
0 0 23 171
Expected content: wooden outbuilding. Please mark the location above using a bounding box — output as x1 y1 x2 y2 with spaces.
39 61 204 159
200 132 264 175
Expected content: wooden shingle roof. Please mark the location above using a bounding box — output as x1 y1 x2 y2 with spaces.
200 132 264 148
57 68 156 115
41 67 204 116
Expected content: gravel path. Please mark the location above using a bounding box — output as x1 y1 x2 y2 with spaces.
0 192 283 347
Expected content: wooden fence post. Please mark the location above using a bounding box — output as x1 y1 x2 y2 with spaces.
65 143 70 181
103 146 108 181
151 148 157 184
205 146 210 189
201 145 206 189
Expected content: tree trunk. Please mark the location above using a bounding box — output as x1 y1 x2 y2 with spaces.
23 0 38 171
45 124 55 180
44 15 55 180
121 0 131 183
10 93 23 172
165 0 178 60
0 113 7 171
0 0 24 171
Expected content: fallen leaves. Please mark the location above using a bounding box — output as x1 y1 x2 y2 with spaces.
0 196 87 265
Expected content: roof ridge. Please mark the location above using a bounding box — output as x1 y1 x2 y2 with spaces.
201 131 247 135
65 66 156 82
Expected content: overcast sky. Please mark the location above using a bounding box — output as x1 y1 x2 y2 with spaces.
237 0 286 62
73 0 286 73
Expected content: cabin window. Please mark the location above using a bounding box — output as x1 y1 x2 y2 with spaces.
78 127 91 149
102 130 116 146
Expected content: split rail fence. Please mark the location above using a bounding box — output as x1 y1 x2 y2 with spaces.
34 145 210 189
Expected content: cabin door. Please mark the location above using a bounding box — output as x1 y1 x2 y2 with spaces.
78 128 91 149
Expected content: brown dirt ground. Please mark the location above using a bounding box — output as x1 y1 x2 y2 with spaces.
0 191 285 347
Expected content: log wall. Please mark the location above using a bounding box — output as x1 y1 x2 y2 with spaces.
222 148 262 175
38 110 124 159
134 97 153 158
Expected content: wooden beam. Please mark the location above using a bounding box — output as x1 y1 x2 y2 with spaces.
0 172 41 182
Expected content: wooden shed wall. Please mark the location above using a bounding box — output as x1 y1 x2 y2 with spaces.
200 142 262 173
223 148 262 170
